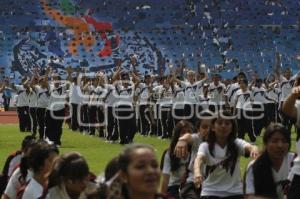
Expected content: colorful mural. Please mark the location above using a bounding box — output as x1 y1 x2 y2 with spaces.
0 0 300 83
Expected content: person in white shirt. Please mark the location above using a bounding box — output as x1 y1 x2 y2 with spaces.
69 69 82 132
173 70 207 125
28 76 39 137
13 77 31 132
47 152 97 199
21 141 59 199
208 73 226 113
156 76 174 139
264 79 280 126
35 72 50 140
114 69 139 144
244 123 294 199
233 79 256 142
194 111 259 198
45 67 72 146
135 74 154 136
249 78 267 137
160 121 194 198
282 77 300 199
81 77 92 134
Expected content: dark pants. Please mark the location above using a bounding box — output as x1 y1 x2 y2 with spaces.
167 185 180 199
36 108 46 139
159 105 172 138
17 106 31 132
29 107 37 137
236 108 256 142
288 174 300 199
97 106 105 138
2 96 10 111
265 103 278 126
139 105 151 135
45 108 65 145
71 103 80 131
80 104 89 132
106 106 119 141
88 105 97 135
251 103 265 136
280 102 295 132
116 105 136 144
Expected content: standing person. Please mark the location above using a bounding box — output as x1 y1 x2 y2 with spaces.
233 79 256 143
35 69 50 140
115 71 139 144
0 79 13 111
136 74 154 136
21 141 59 199
264 77 280 126
244 123 294 199
282 76 300 199
81 77 91 134
13 77 31 132
87 77 99 136
45 67 72 146
193 111 259 199
69 68 82 132
28 76 39 137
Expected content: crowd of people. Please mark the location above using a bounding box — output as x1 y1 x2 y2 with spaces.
0 52 300 198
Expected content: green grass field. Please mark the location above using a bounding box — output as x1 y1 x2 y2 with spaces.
0 124 297 176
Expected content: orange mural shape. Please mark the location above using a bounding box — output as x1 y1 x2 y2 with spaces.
40 0 95 55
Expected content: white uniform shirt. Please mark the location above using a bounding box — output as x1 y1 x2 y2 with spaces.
22 177 44 199
28 91 38 108
35 86 50 108
115 83 134 106
181 80 205 104
197 139 248 197
252 86 266 104
15 85 30 107
265 87 280 104
156 85 173 106
4 168 33 199
225 83 240 107
233 89 253 110
47 84 67 111
104 84 118 107
279 75 296 102
245 152 295 199
162 150 189 187
7 153 22 177
69 83 83 105
136 83 152 105
208 82 226 105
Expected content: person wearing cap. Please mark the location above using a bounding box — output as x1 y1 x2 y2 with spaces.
44 67 72 146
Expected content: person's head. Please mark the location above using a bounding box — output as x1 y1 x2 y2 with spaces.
98 74 106 85
196 112 213 140
144 74 152 85
53 75 61 88
187 70 195 83
119 144 160 198
21 135 36 153
255 79 263 88
104 156 120 182
237 72 246 82
212 73 221 84
284 68 291 79
239 79 248 90
198 72 205 80
262 123 290 161
54 152 90 194
27 141 59 177
207 111 238 175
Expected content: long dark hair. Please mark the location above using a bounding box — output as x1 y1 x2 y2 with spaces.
207 111 238 175
169 120 193 172
252 123 291 198
49 152 89 188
